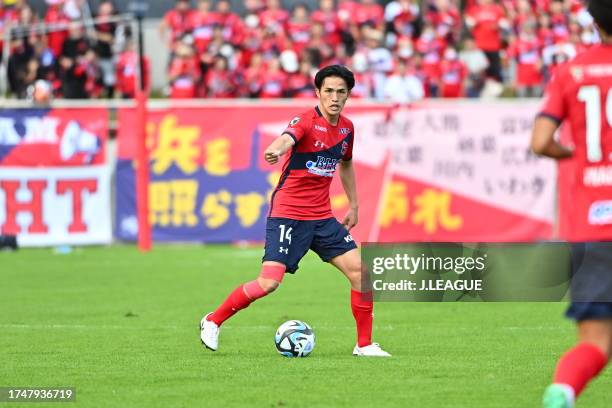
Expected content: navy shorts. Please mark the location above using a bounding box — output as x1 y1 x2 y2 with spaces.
262 217 358 273
565 242 612 321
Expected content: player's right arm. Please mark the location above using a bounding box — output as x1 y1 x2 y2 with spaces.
264 133 295 164
530 67 574 160
531 117 574 160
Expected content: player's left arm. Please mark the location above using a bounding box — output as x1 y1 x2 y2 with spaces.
530 116 573 160
338 159 358 230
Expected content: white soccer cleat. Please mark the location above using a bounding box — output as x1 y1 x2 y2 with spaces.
352 342 391 357
200 313 220 351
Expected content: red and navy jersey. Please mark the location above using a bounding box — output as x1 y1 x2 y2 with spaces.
538 44 612 240
269 107 355 220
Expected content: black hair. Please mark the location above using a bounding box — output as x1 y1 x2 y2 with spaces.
314 65 355 91
588 0 612 36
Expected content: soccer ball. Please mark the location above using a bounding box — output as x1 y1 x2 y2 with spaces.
274 320 315 357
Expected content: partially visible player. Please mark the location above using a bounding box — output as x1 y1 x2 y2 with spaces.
531 1 612 406
200 65 391 357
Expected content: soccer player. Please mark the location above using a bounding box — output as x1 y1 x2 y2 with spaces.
200 65 391 357
530 1 612 406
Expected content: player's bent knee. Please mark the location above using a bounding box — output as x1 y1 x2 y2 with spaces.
257 277 280 293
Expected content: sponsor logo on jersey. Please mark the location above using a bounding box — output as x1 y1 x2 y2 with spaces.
305 156 339 177
341 141 349 155
314 124 328 132
339 128 350 135
314 140 327 148
289 116 300 126
588 200 612 225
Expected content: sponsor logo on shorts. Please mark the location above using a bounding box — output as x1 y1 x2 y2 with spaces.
306 156 339 177
588 200 612 225
344 234 354 243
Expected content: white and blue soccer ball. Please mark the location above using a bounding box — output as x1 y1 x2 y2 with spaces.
274 320 315 357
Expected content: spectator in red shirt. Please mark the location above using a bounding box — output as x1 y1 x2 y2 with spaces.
304 22 335 67
311 0 342 47
116 38 150 99
0 1 21 54
44 0 70 58
415 23 445 96
392 1 419 40
425 0 461 45
287 3 311 55
204 55 236 97
507 22 543 97
215 0 244 46
337 0 359 30
259 56 287 98
285 56 315 99
537 14 555 47
159 0 194 47
355 0 385 29
241 51 264 97
548 0 569 41
168 40 201 98
465 0 509 82
190 0 219 54
439 47 467 97
258 0 289 36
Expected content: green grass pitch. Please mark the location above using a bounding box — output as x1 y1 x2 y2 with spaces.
1 245 610 407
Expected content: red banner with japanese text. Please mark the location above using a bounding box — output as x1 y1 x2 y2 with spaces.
115 101 555 243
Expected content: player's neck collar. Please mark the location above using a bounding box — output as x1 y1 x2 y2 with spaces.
315 105 340 126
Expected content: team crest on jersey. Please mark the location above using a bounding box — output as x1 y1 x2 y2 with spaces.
341 141 349 155
570 66 584 81
339 128 350 135
289 116 300 126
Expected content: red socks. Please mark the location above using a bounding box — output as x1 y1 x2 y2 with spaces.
208 281 267 326
554 342 608 397
351 289 373 347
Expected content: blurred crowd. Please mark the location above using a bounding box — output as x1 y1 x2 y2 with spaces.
1 0 145 102
0 0 601 101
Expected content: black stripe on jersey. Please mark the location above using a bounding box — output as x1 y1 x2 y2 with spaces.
315 106 323 117
536 112 562 125
286 133 353 171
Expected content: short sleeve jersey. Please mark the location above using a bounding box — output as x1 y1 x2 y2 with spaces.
269 106 355 220
538 44 612 240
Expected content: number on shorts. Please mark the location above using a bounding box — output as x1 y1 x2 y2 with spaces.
278 224 293 245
